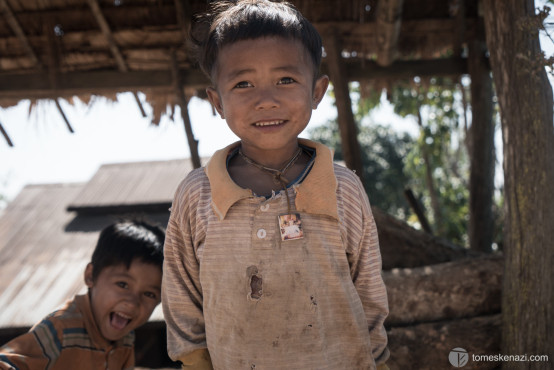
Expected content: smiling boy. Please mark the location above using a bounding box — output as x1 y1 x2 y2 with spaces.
162 1 390 369
0 220 164 370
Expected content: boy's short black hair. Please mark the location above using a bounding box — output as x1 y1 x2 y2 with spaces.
90 219 165 281
191 0 323 80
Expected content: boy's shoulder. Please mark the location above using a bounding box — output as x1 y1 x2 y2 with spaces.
33 295 94 338
41 295 82 325
23 296 85 351
330 162 373 216
170 167 211 213
176 167 210 196
174 142 238 201
331 162 364 191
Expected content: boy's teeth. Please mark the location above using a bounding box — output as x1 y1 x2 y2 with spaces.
255 120 283 126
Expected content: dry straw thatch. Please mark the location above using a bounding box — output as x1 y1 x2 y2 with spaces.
0 0 478 125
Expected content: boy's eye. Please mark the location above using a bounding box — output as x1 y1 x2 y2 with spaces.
144 291 158 300
278 77 295 85
234 81 252 88
116 281 128 289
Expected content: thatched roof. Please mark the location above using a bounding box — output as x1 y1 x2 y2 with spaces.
0 0 479 108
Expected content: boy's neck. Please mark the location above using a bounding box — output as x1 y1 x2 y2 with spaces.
239 142 301 169
228 147 310 197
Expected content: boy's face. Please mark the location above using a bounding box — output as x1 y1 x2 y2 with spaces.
207 36 329 159
84 260 162 342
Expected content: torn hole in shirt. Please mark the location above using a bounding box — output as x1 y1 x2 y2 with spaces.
247 265 263 300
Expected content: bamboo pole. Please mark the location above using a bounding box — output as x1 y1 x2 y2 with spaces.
171 51 201 169
0 121 14 147
87 0 147 117
323 29 364 180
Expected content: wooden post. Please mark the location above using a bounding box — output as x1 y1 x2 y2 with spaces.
54 98 74 133
467 30 494 253
0 121 14 147
171 51 201 169
323 29 364 180
403 188 432 234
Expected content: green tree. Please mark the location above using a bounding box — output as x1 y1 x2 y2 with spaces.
386 78 470 244
310 118 413 219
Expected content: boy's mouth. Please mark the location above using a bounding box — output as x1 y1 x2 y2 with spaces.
254 120 285 127
110 312 132 331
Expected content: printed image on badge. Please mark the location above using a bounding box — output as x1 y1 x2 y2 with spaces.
278 213 304 241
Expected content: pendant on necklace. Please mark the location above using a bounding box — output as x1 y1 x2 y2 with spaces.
278 213 304 241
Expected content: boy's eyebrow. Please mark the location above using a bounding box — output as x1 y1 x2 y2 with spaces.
272 64 304 74
224 67 256 81
224 64 304 81
111 271 162 292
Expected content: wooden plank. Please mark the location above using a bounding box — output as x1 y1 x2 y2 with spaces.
0 16 478 60
375 0 404 66
0 0 42 67
0 58 469 99
87 0 147 117
324 56 471 80
87 0 127 71
0 69 210 98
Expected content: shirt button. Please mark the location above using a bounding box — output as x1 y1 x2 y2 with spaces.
260 204 269 212
257 229 267 239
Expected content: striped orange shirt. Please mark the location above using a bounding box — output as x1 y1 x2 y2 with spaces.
0 294 134 370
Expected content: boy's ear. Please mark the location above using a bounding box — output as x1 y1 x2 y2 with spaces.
84 263 94 288
312 74 329 110
206 86 225 119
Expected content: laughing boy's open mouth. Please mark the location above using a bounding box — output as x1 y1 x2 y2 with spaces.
110 312 131 330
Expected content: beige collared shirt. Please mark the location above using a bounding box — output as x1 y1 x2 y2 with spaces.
162 139 389 369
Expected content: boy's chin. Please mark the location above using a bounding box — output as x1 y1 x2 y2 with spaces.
101 321 136 342
102 328 129 342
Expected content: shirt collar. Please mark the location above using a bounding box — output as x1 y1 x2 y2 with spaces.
205 138 339 221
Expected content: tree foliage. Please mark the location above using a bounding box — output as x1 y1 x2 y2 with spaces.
310 118 413 219
387 78 470 245
313 78 477 246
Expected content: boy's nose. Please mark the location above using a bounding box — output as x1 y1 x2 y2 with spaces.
122 291 141 308
254 88 279 110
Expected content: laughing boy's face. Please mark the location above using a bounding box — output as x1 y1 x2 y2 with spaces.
85 260 161 341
